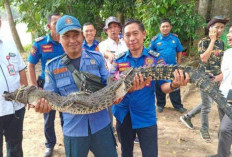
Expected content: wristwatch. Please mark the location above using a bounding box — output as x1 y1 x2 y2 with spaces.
170 83 180 91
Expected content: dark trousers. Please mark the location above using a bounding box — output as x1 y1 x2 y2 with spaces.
64 124 117 157
155 81 183 109
116 113 158 157
44 110 63 148
0 107 25 157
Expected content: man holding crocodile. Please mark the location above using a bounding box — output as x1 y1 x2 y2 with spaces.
110 19 189 157
31 16 189 157
33 15 120 157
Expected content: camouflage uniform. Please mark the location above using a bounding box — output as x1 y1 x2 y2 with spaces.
186 36 225 133
198 37 224 75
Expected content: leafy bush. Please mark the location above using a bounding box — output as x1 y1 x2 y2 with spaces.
135 0 204 55
23 43 32 53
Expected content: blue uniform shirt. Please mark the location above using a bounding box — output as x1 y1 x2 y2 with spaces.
111 47 168 129
28 34 65 80
82 39 99 51
148 33 184 64
44 49 110 137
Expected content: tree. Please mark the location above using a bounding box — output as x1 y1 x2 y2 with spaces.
135 0 204 55
3 0 24 53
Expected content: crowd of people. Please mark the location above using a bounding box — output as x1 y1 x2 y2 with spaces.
0 13 231 157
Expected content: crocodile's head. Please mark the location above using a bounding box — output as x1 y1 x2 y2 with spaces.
2 85 37 104
2 90 17 101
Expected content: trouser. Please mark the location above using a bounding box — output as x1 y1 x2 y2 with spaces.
155 81 183 109
108 106 114 126
44 110 64 148
63 124 117 157
216 106 232 157
116 113 158 157
0 107 25 157
187 90 213 130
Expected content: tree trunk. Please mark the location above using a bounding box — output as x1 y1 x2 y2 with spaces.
4 0 24 53
198 0 212 21
194 0 212 52
210 0 232 26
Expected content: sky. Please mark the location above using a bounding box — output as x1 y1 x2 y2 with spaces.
0 20 32 46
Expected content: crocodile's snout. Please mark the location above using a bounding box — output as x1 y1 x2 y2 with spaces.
2 92 15 101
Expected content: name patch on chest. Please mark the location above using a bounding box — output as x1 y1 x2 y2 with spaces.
118 62 130 72
53 67 68 75
42 44 53 53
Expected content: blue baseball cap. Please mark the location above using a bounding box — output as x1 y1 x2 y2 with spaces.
56 15 82 35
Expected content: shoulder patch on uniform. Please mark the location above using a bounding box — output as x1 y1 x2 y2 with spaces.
148 50 160 58
35 36 44 42
86 49 101 55
114 51 127 60
151 35 158 41
172 33 178 37
46 55 62 66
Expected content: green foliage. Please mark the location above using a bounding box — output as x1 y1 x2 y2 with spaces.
135 0 204 55
2 0 204 54
220 26 230 49
23 43 32 53
14 0 105 38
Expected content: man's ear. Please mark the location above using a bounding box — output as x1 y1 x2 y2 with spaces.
47 24 51 30
143 31 146 39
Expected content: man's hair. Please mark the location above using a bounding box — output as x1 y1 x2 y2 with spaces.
83 22 95 28
122 19 145 34
47 13 60 24
160 18 171 26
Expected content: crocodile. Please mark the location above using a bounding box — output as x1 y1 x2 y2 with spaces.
3 65 232 120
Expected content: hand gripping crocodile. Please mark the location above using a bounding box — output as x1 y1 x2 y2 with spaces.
3 65 232 120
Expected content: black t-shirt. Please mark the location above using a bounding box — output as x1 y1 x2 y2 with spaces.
70 57 81 70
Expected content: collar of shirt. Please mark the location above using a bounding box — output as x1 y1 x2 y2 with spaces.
106 37 124 46
83 39 93 47
47 34 59 45
125 47 149 58
83 39 99 47
159 33 172 40
81 49 92 59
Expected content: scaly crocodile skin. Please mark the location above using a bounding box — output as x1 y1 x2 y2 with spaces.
3 65 232 120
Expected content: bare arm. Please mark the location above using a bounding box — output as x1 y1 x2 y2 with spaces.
19 69 28 86
176 52 182 64
213 73 223 83
104 50 115 63
28 62 37 86
161 69 189 93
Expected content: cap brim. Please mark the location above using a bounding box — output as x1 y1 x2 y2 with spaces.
59 26 82 35
103 21 121 30
207 18 229 29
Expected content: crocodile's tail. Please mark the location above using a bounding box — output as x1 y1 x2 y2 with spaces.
134 65 232 120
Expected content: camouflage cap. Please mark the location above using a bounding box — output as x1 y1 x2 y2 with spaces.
207 16 229 29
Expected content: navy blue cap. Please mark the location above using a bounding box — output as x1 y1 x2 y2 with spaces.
56 15 82 35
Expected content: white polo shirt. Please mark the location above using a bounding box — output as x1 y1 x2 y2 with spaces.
0 37 26 117
99 37 128 71
219 48 232 97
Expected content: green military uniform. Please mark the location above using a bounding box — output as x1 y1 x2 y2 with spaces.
198 37 224 75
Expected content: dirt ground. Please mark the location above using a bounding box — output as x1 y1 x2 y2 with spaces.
3 62 223 157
